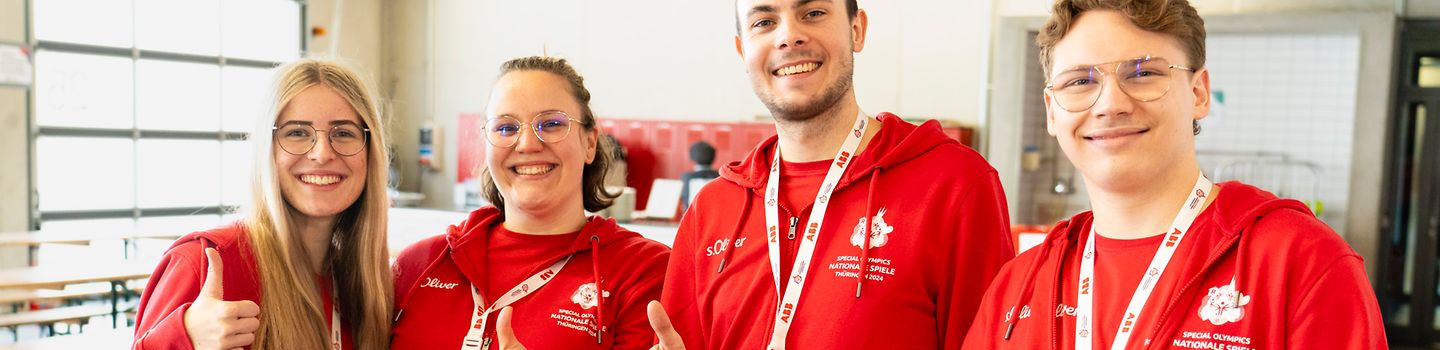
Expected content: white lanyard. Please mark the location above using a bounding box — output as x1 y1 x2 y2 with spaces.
763 111 869 350
461 255 572 350
1074 174 1213 350
330 280 342 350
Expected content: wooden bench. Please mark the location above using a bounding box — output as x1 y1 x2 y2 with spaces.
0 304 114 341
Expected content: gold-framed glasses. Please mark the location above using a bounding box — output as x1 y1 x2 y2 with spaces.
1045 56 1196 112
272 120 370 156
484 111 585 148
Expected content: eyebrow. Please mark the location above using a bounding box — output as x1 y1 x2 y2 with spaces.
750 0 831 16
493 110 567 120
746 4 777 19
278 120 362 126
795 0 831 8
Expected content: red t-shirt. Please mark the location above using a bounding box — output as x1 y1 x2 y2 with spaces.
481 224 580 300
1091 233 1164 348
778 158 830 212
773 158 829 293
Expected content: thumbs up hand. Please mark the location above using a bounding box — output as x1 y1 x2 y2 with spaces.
647 301 686 350
183 248 262 350
495 306 528 350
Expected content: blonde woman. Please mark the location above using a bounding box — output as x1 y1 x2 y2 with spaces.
133 58 393 350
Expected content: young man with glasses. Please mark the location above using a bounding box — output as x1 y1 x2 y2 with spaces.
650 0 1015 348
961 0 1385 348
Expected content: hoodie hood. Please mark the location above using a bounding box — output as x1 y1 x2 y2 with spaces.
1042 181 1313 246
719 112 962 190
428 206 641 344
1000 181 1317 348
444 206 644 255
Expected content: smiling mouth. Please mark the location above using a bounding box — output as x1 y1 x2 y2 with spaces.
513 164 556 176
300 174 341 185
773 62 820 76
1083 128 1149 141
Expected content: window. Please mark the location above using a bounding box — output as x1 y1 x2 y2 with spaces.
32 0 303 229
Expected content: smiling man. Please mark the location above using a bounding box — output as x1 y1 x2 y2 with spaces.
962 0 1385 349
654 0 1015 348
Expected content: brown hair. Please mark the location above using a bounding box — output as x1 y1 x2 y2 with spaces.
1036 0 1206 77
247 58 392 350
481 56 618 216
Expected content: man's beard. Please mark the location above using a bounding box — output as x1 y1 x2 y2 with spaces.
754 54 855 123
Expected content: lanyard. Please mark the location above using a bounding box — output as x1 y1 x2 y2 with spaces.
330 279 342 350
461 255 572 350
1074 173 1213 350
763 111 869 350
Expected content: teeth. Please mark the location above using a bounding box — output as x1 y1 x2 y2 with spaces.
514 164 555 176
301 174 340 185
776 62 818 76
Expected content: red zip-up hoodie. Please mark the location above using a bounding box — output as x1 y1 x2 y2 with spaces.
390 206 670 349
661 113 1015 349
963 182 1387 349
132 222 353 350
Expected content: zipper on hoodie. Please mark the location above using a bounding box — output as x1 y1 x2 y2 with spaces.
787 217 799 240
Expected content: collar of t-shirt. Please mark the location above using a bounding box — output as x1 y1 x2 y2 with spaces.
1080 215 1216 348
778 158 831 212
1076 232 1165 349
482 223 581 300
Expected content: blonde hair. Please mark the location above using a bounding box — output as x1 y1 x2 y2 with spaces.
244 58 392 350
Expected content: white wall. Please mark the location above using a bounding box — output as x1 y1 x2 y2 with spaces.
392 0 995 208
306 0 383 76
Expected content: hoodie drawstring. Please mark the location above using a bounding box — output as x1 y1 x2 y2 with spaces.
589 235 605 345
856 167 881 298
1004 228 1061 341
717 192 753 273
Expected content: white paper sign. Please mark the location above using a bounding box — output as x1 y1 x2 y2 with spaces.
0 43 34 87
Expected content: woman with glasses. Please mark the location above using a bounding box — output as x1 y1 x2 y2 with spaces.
389 56 670 349
134 58 393 350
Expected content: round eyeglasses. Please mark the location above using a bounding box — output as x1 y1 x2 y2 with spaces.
484 111 585 148
1044 56 1196 113
272 121 370 156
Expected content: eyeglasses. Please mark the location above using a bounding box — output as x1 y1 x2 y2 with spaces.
272 121 370 156
1045 56 1196 112
484 111 585 148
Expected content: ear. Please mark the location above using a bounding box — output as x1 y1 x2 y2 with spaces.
734 35 746 67
851 9 869 52
1190 68 1212 122
1044 91 1058 137
585 128 599 164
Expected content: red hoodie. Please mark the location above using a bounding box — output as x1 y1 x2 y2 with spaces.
132 222 354 350
390 206 670 349
963 182 1387 349
661 113 1015 349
